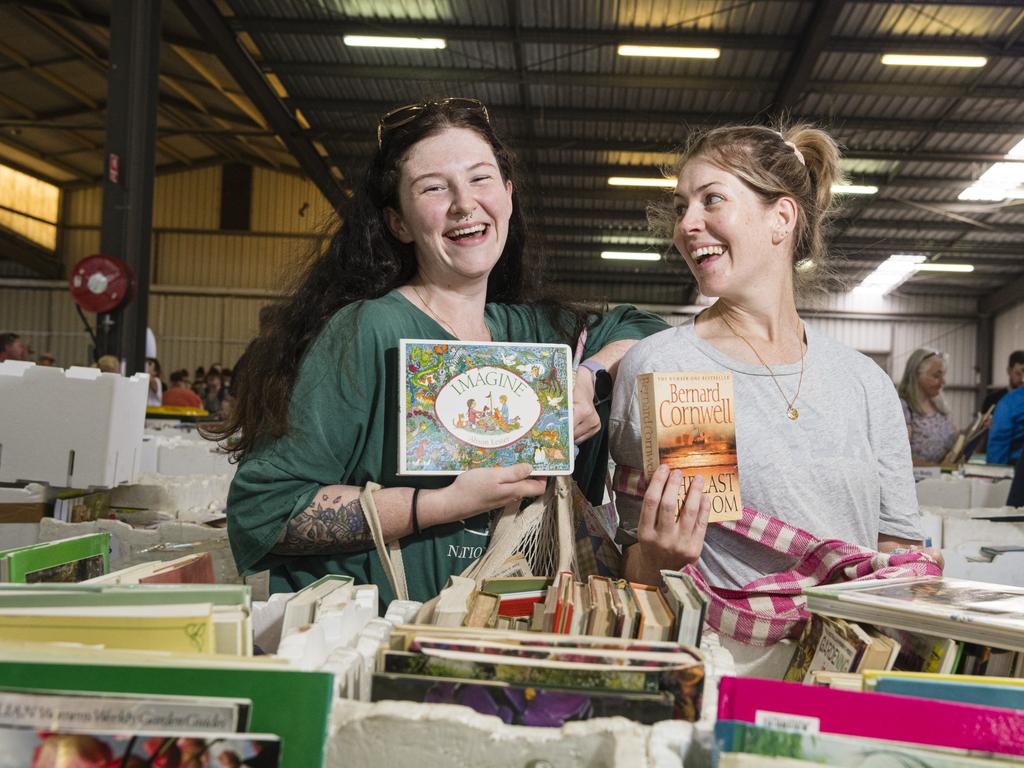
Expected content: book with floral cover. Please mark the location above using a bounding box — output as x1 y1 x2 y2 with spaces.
399 339 573 475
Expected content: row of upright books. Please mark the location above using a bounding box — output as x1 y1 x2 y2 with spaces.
426 569 707 646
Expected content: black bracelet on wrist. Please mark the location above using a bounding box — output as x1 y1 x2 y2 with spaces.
411 487 422 537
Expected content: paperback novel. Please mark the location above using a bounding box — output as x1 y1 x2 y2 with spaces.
399 339 573 475
636 371 742 522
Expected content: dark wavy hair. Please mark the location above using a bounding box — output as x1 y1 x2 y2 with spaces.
209 100 589 458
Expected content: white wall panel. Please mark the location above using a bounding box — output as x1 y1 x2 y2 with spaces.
993 302 1024 384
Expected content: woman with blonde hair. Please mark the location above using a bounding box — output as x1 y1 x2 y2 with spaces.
610 123 927 587
897 347 956 465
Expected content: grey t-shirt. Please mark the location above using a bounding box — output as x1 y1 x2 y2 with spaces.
609 319 922 590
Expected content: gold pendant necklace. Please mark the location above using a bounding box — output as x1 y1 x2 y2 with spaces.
410 283 490 342
719 312 805 421
410 283 459 337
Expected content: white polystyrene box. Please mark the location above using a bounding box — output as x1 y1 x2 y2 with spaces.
156 442 234 476
0 361 148 489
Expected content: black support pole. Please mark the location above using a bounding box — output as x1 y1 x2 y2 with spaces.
97 0 161 375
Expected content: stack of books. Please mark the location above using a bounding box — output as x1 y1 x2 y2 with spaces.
426 569 707 647
0 568 352 767
371 623 705 725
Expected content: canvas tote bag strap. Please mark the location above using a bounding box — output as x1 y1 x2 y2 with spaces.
359 481 409 601
554 475 575 574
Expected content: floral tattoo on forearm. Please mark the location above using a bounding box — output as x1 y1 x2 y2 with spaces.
272 492 374 555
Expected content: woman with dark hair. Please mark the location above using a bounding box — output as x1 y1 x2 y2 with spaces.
218 98 666 603
610 124 928 587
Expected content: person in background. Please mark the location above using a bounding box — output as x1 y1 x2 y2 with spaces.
145 357 164 407
96 354 121 374
611 123 925 587
897 348 957 465
215 97 667 604
982 350 1024 414
203 371 226 415
36 351 55 366
987 380 1024 465
163 369 204 408
0 332 31 362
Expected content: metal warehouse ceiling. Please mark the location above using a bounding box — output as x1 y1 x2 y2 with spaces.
2 0 1024 309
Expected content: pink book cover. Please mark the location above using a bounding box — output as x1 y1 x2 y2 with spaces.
716 675 1024 757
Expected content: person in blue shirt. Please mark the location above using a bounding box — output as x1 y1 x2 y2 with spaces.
987 386 1024 465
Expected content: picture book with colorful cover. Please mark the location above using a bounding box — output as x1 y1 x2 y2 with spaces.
636 371 741 522
399 339 573 475
0 725 279 768
715 720 1024 768
371 671 674 726
804 576 1024 652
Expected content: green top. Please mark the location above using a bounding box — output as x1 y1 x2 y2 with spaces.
227 289 667 604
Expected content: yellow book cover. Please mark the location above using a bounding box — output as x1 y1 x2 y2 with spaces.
636 371 742 522
0 603 214 654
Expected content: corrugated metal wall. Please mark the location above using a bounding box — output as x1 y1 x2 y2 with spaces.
0 165 328 374
994 302 1024 384
1 160 1003 431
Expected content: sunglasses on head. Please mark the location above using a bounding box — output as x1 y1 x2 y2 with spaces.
376 97 490 148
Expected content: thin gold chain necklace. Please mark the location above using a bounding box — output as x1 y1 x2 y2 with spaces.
719 312 806 421
410 284 490 341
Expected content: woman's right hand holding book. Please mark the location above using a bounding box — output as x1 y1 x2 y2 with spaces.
625 465 710 585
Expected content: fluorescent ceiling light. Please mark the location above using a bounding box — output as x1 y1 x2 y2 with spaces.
880 54 987 68
852 254 975 296
608 176 675 188
601 251 661 261
959 139 1024 200
959 137 1024 201
915 263 974 273
831 184 878 195
343 35 446 49
617 45 720 59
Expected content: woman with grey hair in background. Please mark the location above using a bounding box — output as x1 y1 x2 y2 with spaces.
897 347 957 465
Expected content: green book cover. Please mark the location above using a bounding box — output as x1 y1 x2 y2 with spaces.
0 656 333 768
0 582 250 609
0 533 110 583
480 576 552 595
